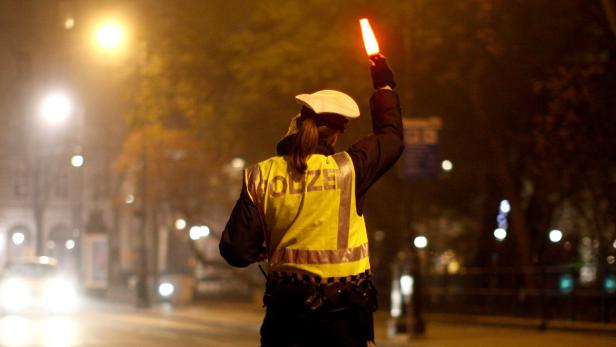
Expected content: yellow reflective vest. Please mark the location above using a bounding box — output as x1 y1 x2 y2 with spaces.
244 152 370 278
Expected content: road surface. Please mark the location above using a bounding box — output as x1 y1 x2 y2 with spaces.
0 299 614 346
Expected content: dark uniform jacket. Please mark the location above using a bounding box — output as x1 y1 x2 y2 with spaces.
220 89 404 268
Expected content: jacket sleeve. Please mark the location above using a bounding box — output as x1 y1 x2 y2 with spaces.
346 89 404 213
219 180 266 268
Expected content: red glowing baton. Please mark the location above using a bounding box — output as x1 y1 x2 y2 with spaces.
360 18 380 58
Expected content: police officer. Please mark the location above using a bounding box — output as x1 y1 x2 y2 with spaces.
220 55 403 347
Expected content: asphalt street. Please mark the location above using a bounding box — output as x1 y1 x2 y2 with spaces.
0 300 614 346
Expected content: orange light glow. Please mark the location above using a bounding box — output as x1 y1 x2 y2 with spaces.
360 18 380 56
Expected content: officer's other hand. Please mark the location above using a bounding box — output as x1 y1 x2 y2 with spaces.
370 54 396 89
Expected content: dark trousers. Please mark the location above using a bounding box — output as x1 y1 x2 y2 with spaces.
260 305 373 347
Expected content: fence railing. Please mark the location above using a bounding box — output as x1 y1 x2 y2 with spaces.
420 267 616 323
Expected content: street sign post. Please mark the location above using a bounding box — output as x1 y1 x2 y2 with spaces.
399 117 442 337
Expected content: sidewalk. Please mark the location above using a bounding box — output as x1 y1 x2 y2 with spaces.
377 321 616 347
425 312 616 334
374 312 616 347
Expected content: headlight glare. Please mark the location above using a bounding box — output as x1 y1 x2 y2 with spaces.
0 278 32 311
43 278 78 312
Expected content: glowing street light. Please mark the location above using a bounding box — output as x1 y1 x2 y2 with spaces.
447 260 461 274
65 239 75 250
400 275 414 296
230 157 246 170
12 232 25 246
64 17 75 30
499 200 511 214
413 236 428 249
549 229 563 243
125 194 135 204
40 92 72 125
158 282 174 298
493 228 507 241
95 20 125 50
70 154 84 168
441 160 453 172
175 218 187 230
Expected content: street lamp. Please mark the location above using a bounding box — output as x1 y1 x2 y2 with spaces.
441 160 453 172
494 228 507 241
413 236 428 249
124 194 135 204
158 282 174 298
95 20 125 50
12 232 25 246
70 154 84 168
549 229 563 243
40 92 72 125
34 91 76 256
230 157 246 170
400 274 414 296
499 200 511 214
175 218 187 230
64 17 75 30
65 239 76 250
98 19 155 308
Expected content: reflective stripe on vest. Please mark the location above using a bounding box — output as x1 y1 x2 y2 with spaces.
333 153 352 250
269 243 369 264
245 152 370 278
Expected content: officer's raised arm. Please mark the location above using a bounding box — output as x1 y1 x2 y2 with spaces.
347 54 404 205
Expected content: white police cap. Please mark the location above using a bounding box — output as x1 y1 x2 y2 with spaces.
295 90 360 119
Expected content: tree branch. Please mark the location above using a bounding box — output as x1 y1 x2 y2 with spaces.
601 0 616 38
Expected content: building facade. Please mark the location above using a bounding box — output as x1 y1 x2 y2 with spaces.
0 1 118 285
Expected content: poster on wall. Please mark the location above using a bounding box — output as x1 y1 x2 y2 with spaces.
82 233 108 289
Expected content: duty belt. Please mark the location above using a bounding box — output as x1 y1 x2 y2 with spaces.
263 270 377 313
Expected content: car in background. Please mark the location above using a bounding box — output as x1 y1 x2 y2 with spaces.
0 257 79 314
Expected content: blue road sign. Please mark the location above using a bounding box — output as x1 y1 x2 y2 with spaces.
401 117 442 179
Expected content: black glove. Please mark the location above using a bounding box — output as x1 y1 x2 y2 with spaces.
370 54 396 89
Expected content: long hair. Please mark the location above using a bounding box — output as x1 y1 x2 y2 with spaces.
290 108 346 174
